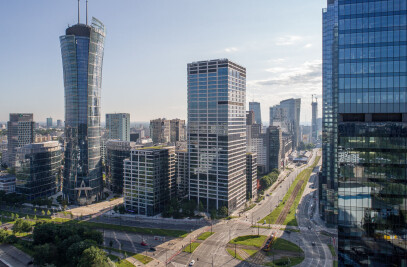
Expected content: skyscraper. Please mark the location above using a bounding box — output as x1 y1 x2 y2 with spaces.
7 113 35 167
188 59 246 213
279 98 301 149
46 117 53 128
106 113 130 141
150 118 186 144
322 0 407 265
57 120 63 128
265 126 282 172
60 16 106 205
249 101 262 124
311 97 318 143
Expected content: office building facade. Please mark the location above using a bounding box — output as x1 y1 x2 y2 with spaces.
246 153 257 200
106 113 130 141
7 113 35 168
60 18 105 205
57 120 63 128
46 118 53 128
188 59 246 212
265 126 282 172
323 0 407 265
175 149 189 199
150 118 185 144
0 172 16 193
15 141 62 200
279 98 301 149
123 147 175 216
106 140 137 194
311 99 318 143
249 101 262 124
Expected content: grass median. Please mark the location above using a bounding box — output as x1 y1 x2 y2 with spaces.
134 253 153 264
183 242 200 253
229 235 268 248
259 155 321 226
197 231 214 240
226 248 244 261
272 238 303 253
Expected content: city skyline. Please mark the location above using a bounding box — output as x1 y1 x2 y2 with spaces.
0 0 324 123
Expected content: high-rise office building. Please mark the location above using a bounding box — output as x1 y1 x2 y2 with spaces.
188 59 246 213
170 119 186 142
106 113 130 141
265 126 282 172
175 148 189 199
7 113 35 167
322 1 407 265
15 141 62 200
106 140 137 194
246 111 267 173
57 120 63 128
249 102 262 124
46 117 53 128
60 16 106 205
279 98 301 149
245 153 257 200
123 146 175 216
311 97 318 143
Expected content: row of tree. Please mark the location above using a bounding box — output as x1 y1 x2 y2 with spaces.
259 169 280 193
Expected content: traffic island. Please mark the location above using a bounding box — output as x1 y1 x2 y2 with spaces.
183 242 200 253
264 238 304 267
197 231 214 240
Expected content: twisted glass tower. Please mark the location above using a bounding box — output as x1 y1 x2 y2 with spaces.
60 18 105 205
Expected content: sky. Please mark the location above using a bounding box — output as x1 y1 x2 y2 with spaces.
0 0 325 124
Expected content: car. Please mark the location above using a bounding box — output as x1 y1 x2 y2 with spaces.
308 226 312 230
312 242 316 246
141 241 148 246
189 260 195 266
149 247 157 251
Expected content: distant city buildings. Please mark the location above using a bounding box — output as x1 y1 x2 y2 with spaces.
123 146 175 216
60 17 106 205
57 119 63 128
46 117 53 128
15 141 62 200
130 133 140 142
7 113 35 168
246 111 267 173
249 102 262 124
245 153 257 200
311 97 318 143
150 118 185 144
188 59 246 213
279 98 301 149
106 113 130 141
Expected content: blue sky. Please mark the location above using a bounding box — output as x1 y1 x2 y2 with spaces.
0 0 325 124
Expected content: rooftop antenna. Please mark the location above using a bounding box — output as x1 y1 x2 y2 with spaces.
86 0 88 25
77 0 80 24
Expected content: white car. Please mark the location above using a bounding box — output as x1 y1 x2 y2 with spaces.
189 260 195 266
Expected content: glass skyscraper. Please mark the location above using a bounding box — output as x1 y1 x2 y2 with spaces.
187 59 247 213
249 101 262 125
60 18 105 205
322 0 407 265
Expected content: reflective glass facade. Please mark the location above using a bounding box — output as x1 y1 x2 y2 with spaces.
60 18 105 205
15 142 62 200
249 102 262 125
187 59 246 212
323 1 407 266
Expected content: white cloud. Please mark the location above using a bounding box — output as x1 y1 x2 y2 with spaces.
304 43 313 48
224 47 239 53
275 35 303 46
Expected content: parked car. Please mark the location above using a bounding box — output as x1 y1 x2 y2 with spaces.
141 241 148 246
189 260 195 266
149 247 157 251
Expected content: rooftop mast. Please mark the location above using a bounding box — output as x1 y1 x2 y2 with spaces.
77 0 80 24
86 0 88 25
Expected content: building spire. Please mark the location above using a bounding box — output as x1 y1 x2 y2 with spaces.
86 0 88 25
77 0 80 24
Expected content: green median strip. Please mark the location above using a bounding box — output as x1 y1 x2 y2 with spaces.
197 231 214 240
265 256 305 267
183 242 200 253
272 238 303 253
134 253 153 264
260 155 321 226
328 244 336 257
229 235 268 248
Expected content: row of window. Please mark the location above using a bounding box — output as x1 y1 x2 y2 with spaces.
339 30 407 45
339 1 406 16
339 76 407 89
339 14 407 31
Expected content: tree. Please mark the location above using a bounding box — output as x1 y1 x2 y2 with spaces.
34 215 37 221
219 206 228 217
41 210 45 216
11 213 14 220
47 210 51 216
78 246 113 267
210 209 217 220
33 243 58 266
12 218 32 233
198 201 204 212
260 176 272 190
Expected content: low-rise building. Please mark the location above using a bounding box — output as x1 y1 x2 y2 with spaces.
15 141 62 200
0 172 16 193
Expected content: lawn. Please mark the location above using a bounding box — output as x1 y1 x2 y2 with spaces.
260 155 321 226
116 260 134 267
328 244 336 257
229 235 268 248
197 232 214 240
134 253 153 264
78 221 188 237
226 248 244 261
265 256 304 267
272 238 303 253
183 242 200 253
